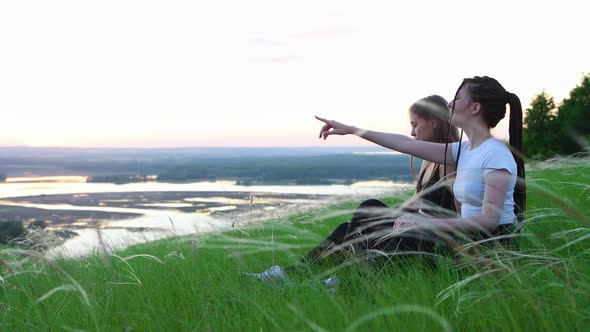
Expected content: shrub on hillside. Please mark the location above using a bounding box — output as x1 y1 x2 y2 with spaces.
0 220 26 245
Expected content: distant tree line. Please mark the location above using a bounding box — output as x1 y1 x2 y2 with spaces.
77 155 420 185
524 74 590 159
1 151 420 185
0 174 5 182
87 174 155 184
156 154 419 184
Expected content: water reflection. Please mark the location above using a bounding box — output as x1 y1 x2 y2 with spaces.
1 176 412 258
6 175 88 183
0 176 410 199
47 214 232 258
0 200 181 216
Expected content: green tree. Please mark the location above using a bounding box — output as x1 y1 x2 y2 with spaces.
556 75 590 154
523 91 560 159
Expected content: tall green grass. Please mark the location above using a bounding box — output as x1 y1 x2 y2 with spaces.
1 161 589 331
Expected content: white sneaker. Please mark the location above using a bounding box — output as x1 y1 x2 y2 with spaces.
242 265 289 285
323 275 340 292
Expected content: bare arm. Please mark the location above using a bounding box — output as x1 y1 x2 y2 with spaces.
316 116 455 165
400 169 512 234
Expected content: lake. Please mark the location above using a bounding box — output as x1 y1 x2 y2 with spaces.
0 176 412 257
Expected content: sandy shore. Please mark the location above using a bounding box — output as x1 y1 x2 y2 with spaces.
0 204 140 226
0 191 330 227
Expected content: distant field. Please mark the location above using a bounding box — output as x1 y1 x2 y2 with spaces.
0 146 418 184
0 159 588 331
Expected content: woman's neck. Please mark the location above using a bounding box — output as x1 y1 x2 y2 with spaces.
464 125 492 149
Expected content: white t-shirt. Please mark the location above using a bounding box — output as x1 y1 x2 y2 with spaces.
451 138 517 225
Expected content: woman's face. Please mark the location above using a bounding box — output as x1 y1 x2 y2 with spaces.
410 112 436 141
448 85 473 128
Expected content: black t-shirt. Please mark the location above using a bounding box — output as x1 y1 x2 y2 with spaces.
414 164 456 216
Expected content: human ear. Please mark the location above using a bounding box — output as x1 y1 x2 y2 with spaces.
471 102 481 115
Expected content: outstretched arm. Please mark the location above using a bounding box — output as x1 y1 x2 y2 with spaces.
316 116 455 165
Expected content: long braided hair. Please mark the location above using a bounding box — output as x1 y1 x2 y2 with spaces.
447 76 526 222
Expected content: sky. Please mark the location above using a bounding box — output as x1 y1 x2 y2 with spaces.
1 0 589 148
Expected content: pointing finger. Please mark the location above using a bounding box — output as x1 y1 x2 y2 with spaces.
315 116 331 124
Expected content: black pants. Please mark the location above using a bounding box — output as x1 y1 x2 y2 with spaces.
323 199 514 261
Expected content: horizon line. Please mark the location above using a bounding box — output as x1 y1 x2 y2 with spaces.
0 145 393 150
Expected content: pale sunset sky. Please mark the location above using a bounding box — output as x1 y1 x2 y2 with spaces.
1 0 588 148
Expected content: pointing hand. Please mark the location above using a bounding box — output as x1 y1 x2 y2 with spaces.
315 116 356 140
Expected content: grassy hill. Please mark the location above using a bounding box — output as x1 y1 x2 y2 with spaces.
1 159 589 331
